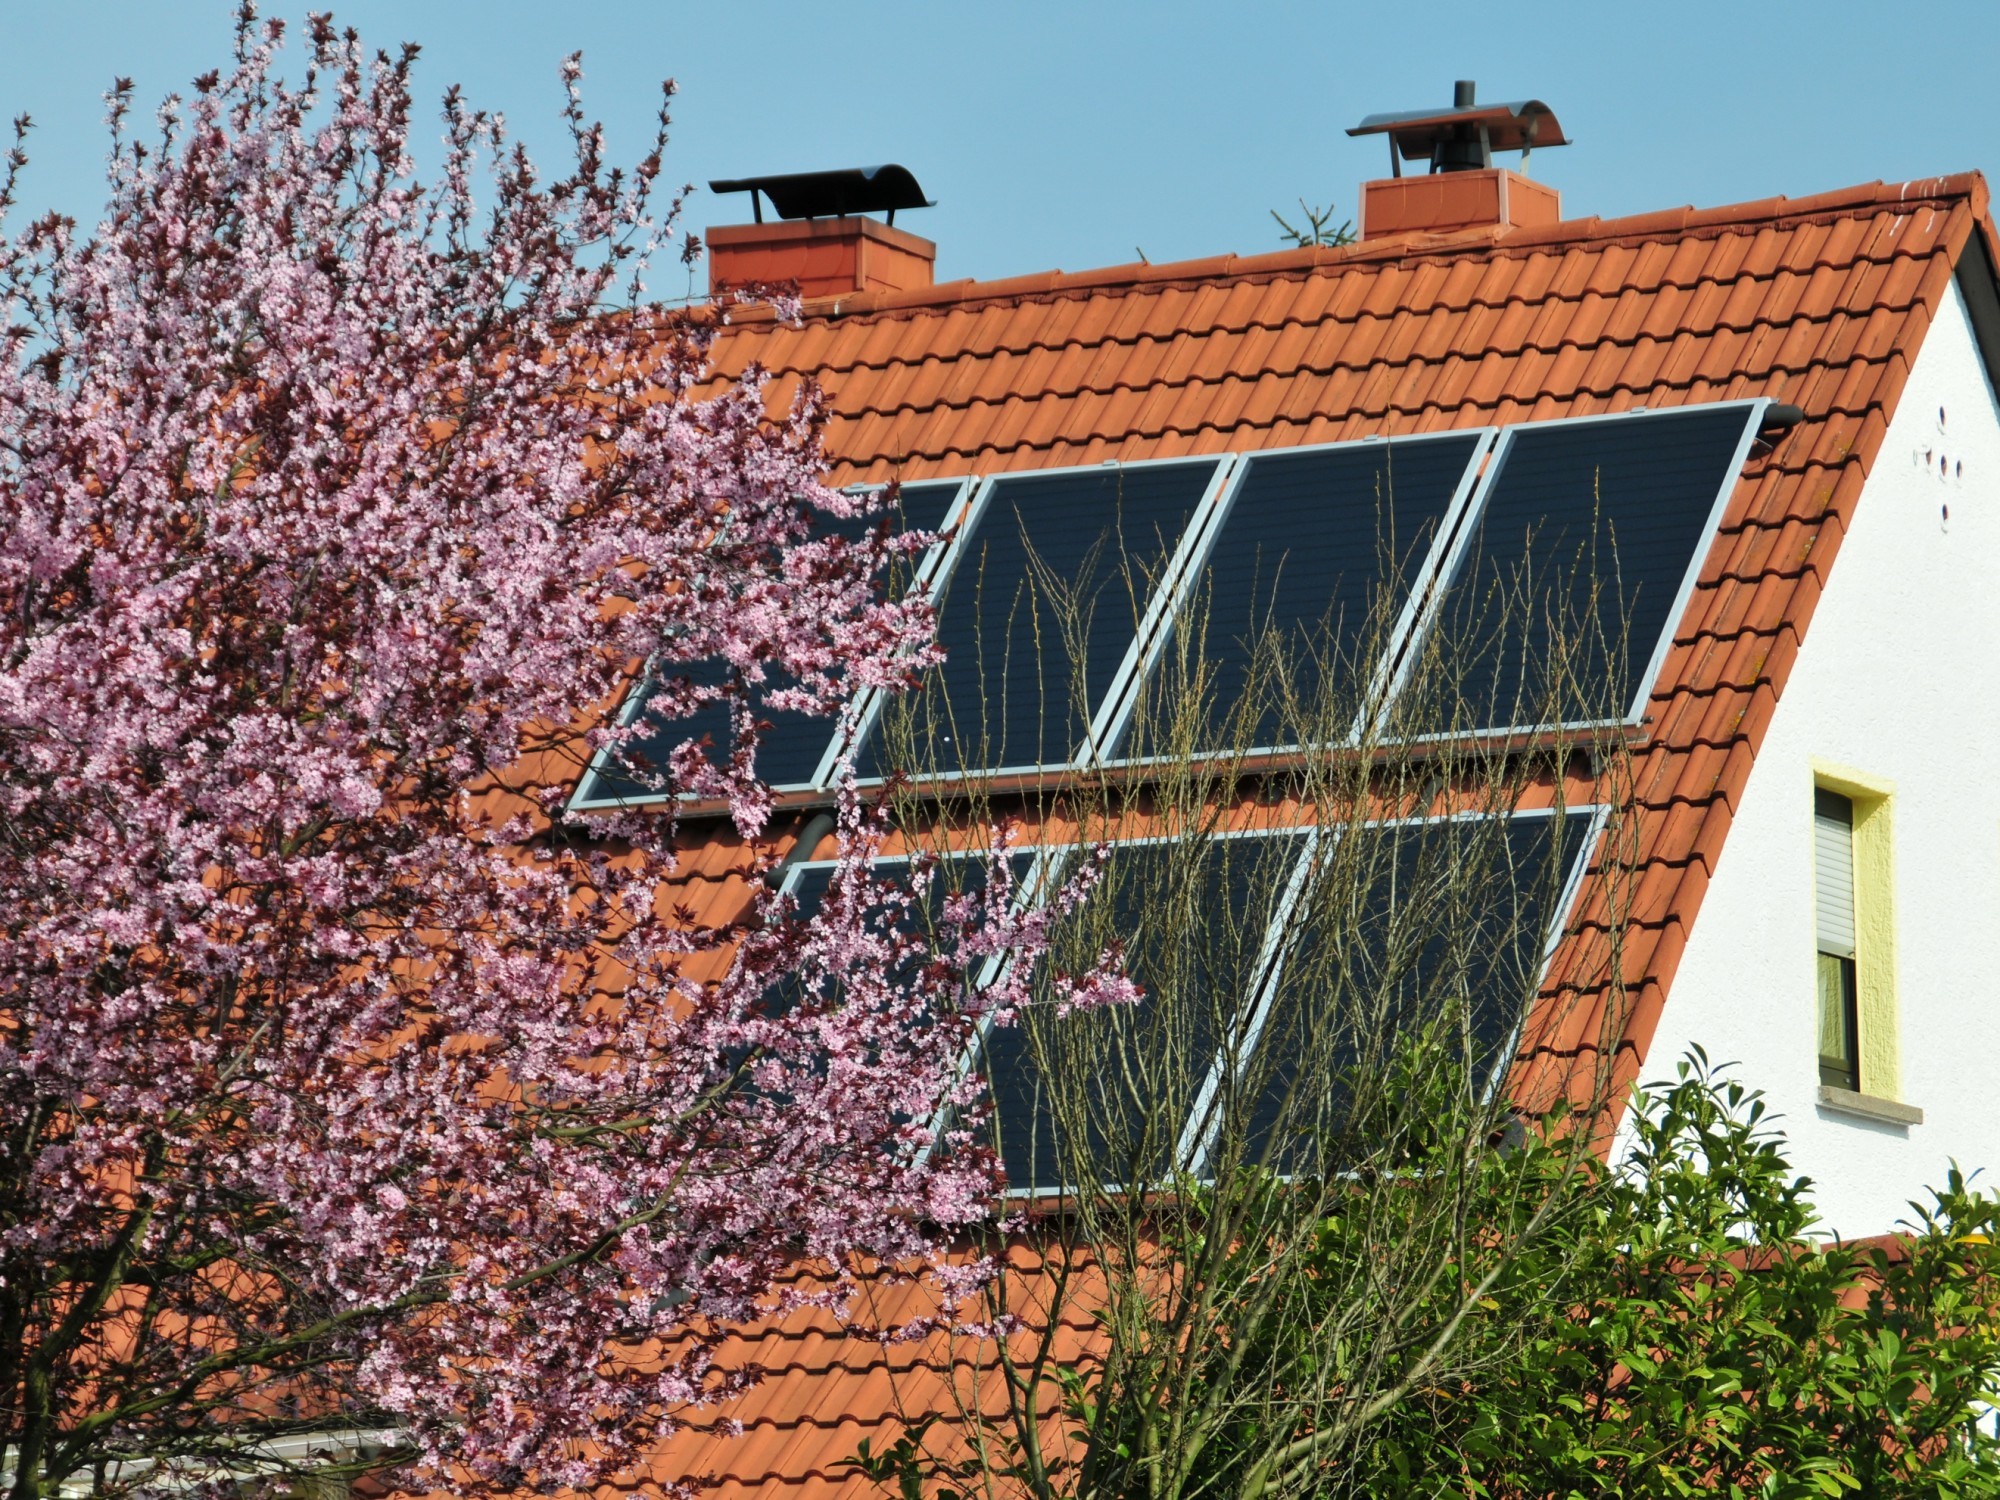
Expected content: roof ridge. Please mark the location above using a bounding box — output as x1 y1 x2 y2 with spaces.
710 172 1989 329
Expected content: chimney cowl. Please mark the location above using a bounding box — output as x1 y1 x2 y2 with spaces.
1349 82 1569 240
705 164 938 300
708 164 934 226
1347 81 1570 178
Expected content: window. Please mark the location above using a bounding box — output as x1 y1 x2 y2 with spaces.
1811 766 1903 1106
1814 788 1860 1090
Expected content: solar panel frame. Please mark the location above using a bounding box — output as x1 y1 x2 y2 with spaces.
1387 400 1768 738
796 475 987 787
1477 803 1609 1090
567 476 975 811
906 841 1072 1175
1076 454 1245 766
1177 802 1608 1179
1089 429 1499 770
851 454 1238 786
831 472 996 789
1168 824 1323 1169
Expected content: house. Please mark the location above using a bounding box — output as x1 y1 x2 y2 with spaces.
555 88 2000 1497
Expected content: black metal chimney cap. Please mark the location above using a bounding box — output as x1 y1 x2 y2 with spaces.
1347 98 1571 161
707 165 935 225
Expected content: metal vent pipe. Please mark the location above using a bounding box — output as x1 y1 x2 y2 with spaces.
1434 80 1492 173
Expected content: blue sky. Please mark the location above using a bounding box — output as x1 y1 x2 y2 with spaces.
2 1 1996 293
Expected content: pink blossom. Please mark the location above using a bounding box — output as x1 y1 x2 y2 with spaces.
0 14 1124 1497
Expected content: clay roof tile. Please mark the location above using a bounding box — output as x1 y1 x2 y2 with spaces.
1434 256 1490 309
1359 264 1412 317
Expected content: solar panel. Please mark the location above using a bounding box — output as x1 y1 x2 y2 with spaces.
575 401 1761 812
1412 404 1760 733
857 459 1223 779
574 480 966 805
1231 808 1598 1172
823 477 964 549
981 829 1311 1192
772 846 1038 1017
722 847 1036 1104
1125 432 1488 754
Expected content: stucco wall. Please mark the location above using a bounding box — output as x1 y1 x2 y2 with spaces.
1628 276 2000 1237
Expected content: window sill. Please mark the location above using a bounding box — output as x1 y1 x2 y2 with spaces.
1817 1085 1923 1127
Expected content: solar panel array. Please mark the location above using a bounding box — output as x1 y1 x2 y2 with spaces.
574 399 1765 807
777 808 1598 1190
587 398 1764 1189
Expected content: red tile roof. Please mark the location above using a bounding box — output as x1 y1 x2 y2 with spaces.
614 1246 1105 1500
681 171 1994 1087
531 172 2000 1498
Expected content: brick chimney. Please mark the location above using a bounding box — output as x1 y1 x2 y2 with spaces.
705 164 937 300
1359 170 1561 240
707 217 936 299
1347 82 1569 240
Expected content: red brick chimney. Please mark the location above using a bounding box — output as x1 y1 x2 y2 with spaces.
705 164 937 300
1359 170 1561 239
707 217 936 299
1347 82 1569 240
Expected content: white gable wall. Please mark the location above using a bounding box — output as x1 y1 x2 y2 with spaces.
1629 276 2000 1237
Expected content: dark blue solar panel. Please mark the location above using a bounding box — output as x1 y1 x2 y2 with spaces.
858 460 1219 778
1419 406 1756 732
769 848 1036 1019
579 655 833 803
579 481 963 803
856 478 964 544
1237 809 1595 1171
982 830 1309 1191
1160 433 1485 749
727 848 1035 1101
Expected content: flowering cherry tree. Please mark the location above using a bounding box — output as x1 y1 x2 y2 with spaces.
0 13 1122 1497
